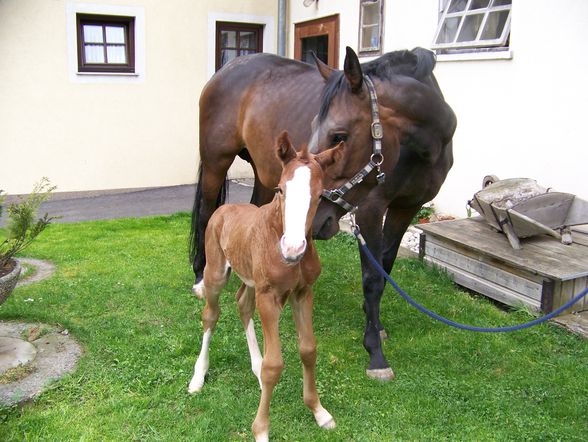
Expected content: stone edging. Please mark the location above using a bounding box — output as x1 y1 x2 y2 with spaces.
16 258 56 287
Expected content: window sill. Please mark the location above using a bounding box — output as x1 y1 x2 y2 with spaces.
436 49 513 62
76 71 139 76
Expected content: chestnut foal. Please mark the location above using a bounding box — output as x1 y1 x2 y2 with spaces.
189 132 342 441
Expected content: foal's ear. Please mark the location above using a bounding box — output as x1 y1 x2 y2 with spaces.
276 130 297 165
343 46 363 93
314 142 345 171
312 52 335 81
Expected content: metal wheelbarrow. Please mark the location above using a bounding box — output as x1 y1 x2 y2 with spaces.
468 175 588 249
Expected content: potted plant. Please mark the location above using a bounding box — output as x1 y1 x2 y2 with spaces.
0 178 56 304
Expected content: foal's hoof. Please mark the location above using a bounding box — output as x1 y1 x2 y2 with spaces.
188 374 205 393
314 407 336 430
192 281 205 299
320 418 336 430
366 367 395 381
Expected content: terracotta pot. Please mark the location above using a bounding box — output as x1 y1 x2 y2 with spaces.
0 258 21 304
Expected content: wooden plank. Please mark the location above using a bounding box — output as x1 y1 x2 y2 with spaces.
419 217 588 280
571 226 588 247
424 241 542 301
424 255 541 312
425 234 545 285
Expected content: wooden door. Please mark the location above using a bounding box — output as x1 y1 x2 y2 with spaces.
294 14 339 68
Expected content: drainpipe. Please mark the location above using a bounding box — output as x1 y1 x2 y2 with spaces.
278 0 287 56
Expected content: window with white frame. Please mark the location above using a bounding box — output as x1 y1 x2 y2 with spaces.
433 0 511 52
359 0 384 56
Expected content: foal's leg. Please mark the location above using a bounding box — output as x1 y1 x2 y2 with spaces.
188 256 230 393
291 288 335 429
251 292 284 442
236 283 262 388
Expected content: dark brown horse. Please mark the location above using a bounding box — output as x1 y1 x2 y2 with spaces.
190 47 456 380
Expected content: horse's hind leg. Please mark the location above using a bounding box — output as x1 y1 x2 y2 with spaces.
236 283 262 388
188 255 230 393
291 287 335 430
191 155 235 291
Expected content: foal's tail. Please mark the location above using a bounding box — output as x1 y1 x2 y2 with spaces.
188 163 228 264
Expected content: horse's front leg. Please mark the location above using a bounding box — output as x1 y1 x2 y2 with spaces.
251 291 284 442
356 205 394 381
382 205 420 272
290 287 335 429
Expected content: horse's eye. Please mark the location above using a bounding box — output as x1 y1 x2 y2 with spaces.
331 133 348 145
274 187 283 194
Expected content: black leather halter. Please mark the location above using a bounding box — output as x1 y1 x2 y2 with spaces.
321 75 386 213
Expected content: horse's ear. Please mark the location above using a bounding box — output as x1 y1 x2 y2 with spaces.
276 130 297 165
343 46 363 93
312 52 334 81
314 142 344 171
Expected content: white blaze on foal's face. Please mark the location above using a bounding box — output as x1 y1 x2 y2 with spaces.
280 165 311 262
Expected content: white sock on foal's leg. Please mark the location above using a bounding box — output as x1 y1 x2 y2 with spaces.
313 405 336 429
245 319 263 389
188 328 212 393
192 280 205 299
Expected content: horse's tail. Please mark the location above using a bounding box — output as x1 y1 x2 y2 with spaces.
188 164 228 264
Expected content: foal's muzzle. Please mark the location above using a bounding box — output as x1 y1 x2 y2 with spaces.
280 236 307 263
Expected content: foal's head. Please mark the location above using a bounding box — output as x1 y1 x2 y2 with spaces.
274 131 343 263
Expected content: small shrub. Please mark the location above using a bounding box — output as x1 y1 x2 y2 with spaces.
0 178 56 270
411 203 435 225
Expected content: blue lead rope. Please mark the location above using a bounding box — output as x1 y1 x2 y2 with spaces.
353 228 588 333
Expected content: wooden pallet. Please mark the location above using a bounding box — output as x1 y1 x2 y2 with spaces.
418 217 588 313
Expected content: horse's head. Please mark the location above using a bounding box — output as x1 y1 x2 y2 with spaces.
309 46 456 239
274 131 343 263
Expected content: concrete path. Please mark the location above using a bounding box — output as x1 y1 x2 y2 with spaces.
1 181 254 226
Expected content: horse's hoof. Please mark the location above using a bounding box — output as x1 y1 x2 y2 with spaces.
188 375 205 393
192 282 205 299
366 367 395 381
379 329 388 340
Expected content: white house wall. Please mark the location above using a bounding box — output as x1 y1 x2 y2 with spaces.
289 0 588 217
0 0 277 194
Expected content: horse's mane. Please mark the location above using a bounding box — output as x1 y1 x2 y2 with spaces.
362 47 436 81
318 47 436 122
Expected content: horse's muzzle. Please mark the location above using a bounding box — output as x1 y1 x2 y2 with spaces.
280 236 307 263
312 214 340 240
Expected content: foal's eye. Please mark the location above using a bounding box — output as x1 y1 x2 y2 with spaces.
331 133 348 145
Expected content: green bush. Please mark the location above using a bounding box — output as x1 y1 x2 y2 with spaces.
0 178 56 269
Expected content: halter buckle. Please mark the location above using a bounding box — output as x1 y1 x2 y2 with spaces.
322 188 342 202
371 122 383 140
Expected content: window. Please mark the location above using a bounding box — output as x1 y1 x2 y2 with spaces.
433 0 511 52
215 22 263 71
76 14 135 73
359 0 383 56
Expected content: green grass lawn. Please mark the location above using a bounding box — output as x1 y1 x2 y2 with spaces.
1 213 587 441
